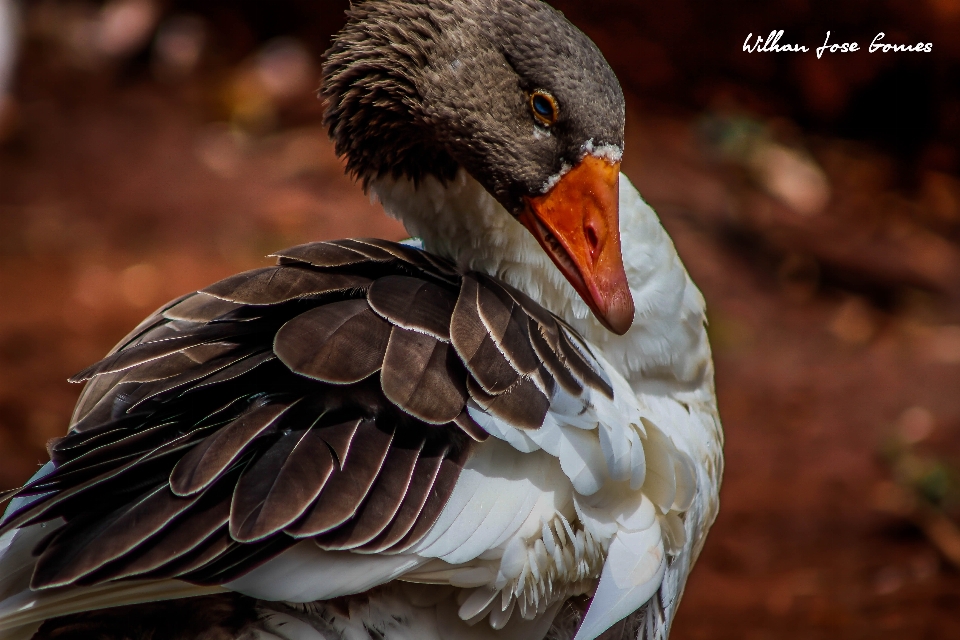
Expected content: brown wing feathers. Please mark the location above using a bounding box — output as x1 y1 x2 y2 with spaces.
284 420 396 538
228 427 336 542
312 433 423 549
169 401 294 497
0 239 612 593
381 327 468 424
274 300 394 384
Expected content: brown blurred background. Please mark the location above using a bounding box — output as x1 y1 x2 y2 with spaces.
2 0 960 638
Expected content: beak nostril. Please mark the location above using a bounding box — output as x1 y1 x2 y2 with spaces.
585 225 599 256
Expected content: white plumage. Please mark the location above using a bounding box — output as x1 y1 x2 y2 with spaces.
229 169 720 638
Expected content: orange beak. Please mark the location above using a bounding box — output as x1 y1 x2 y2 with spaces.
519 155 635 335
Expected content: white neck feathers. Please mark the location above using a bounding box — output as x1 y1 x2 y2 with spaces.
369 170 713 393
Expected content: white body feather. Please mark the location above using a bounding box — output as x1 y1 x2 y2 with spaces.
0 171 722 640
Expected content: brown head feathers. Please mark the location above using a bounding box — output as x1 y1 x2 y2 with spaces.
321 0 624 214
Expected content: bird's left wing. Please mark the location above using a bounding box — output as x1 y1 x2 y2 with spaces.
0 238 699 640
0 238 640 636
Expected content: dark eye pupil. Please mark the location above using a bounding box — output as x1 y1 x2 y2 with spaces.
533 96 553 118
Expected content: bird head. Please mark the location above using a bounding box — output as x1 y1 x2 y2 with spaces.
322 0 633 334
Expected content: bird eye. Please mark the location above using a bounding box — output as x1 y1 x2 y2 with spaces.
530 90 559 127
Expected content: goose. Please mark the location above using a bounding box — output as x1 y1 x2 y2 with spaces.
0 1 723 639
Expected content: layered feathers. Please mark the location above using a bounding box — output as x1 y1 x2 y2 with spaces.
1 237 626 593
0 177 719 640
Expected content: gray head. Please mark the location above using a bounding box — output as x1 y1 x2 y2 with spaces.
321 0 634 334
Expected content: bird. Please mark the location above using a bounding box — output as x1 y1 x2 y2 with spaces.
0 1 723 639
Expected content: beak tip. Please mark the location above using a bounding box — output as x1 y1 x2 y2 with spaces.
603 298 635 335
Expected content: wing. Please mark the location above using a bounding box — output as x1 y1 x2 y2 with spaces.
0 238 616 593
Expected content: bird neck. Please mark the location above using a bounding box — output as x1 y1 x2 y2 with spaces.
369 169 713 392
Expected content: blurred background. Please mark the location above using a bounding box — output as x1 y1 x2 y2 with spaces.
1 0 960 637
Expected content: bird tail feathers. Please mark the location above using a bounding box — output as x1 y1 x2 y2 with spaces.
0 524 222 636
